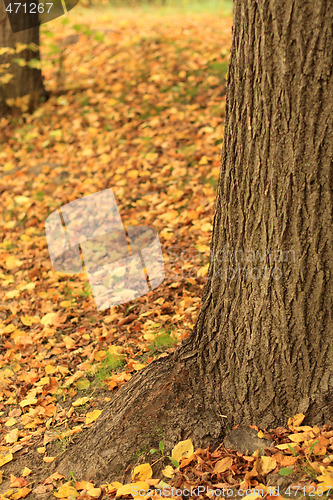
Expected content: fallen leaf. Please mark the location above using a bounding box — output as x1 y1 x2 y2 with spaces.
85 410 102 424
54 483 79 498
0 451 13 467
258 456 277 474
214 456 233 473
132 463 153 481
172 439 194 463
162 465 175 478
73 397 89 407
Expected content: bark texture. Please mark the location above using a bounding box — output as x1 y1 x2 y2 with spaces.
50 0 332 487
191 0 333 429
0 4 46 116
51 351 224 486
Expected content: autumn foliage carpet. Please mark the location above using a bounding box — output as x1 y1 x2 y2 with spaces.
0 5 332 499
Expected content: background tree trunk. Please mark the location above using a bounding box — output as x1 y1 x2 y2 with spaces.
0 4 46 116
49 0 333 486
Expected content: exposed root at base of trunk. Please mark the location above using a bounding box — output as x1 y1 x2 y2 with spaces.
50 349 225 485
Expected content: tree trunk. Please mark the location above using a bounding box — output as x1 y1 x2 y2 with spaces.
190 0 333 430
51 0 333 486
0 3 46 116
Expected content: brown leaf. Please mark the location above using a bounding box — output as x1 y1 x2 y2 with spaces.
118 314 137 326
214 456 233 473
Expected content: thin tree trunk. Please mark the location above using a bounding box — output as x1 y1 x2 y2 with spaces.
48 0 332 487
0 3 46 116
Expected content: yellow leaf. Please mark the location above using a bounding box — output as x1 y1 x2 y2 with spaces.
19 396 37 408
20 315 37 326
76 378 90 390
199 155 208 165
21 467 32 477
23 282 35 291
54 483 79 498
171 439 194 463
84 481 96 490
128 170 138 179
74 480 91 490
40 312 57 326
43 456 56 463
87 487 101 497
259 456 277 474
257 430 264 438
197 263 209 277
5 428 19 443
85 410 102 425
35 376 49 386
0 452 13 467
63 336 76 349
317 465 333 490
116 483 136 497
72 397 89 407
288 413 305 430
132 463 153 481
63 370 85 387
0 73 14 84
143 333 155 341
160 210 178 222
94 350 106 361
1 367 14 377
14 195 30 205
4 417 17 427
162 465 175 478
107 98 117 106
0 47 15 55
11 487 31 499
275 443 298 451
37 447 45 454
5 290 19 299
288 432 308 443
108 345 123 355
195 244 210 253
160 228 174 240
107 481 123 493
15 43 29 53
201 222 213 232
317 472 333 490
133 363 145 371
45 365 56 375
293 425 313 432
58 365 69 376
116 482 149 497
5 256 23 270
60 300 72 307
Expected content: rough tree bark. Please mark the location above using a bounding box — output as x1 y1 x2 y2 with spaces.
0 2 46 116
52 0 333 485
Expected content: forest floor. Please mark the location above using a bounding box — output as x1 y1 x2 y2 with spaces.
0 4 332 500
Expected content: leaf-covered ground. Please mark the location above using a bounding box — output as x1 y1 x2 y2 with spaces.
0 5 332 499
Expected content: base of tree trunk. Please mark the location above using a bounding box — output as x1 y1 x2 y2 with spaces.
49 337 332 485
51 347 225 485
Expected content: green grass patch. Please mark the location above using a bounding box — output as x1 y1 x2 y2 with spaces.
93 352 126 384
148 326 178 355
208 60 229 77
205 175 219 188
